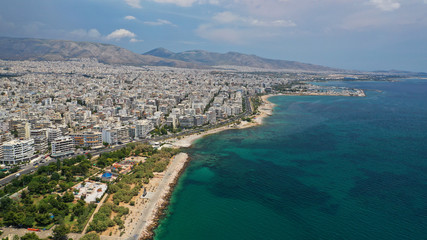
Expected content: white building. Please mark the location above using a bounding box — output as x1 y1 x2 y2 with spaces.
47 128 62 143
135 120 154 139
179 115 195 128
51 136 74 158
1 139 35 165
33 135 48 154
166 115 178 129
102 126 130 145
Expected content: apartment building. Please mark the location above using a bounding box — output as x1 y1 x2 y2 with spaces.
135 120 154 139
51 136 74 158
70 131 102 148
102 126 130 145
1 139 35 165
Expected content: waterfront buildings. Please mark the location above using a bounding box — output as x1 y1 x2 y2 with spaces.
0 58 366 166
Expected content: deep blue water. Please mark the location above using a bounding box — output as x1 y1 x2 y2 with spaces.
155 79 427 240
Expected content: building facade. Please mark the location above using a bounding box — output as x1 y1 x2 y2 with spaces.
102 126 130 145
135 120 154 139
70 132 102 148
51 136 74 158
1 139 35 165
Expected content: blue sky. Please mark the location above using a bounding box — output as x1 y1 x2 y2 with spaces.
1 0 426 72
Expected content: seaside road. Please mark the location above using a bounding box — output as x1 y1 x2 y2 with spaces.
126 153 188 240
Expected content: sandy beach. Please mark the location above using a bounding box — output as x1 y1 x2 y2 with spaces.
105 152 190 240
250 94 276 125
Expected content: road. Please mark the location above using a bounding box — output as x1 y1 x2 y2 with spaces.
0 96 253 188
0 156 55 187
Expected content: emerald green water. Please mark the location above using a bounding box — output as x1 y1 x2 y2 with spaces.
155 79 427 240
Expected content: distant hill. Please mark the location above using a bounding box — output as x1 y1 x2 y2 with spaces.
0 36 336 71
0 37 198 68
144 48 336 71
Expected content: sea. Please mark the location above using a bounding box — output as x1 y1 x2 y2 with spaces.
154 79 427 240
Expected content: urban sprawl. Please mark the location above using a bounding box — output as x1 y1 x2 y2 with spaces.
0 59 374 167
0 58 396 239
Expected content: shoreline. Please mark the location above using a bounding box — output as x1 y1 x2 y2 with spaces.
132 95 276 239
132 91 362 239
134 152 189 240
170 95 276 147
0 95 277 240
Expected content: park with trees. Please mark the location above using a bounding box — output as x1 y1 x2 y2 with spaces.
0 142 181 240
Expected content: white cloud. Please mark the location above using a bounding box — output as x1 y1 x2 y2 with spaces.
130 38 143 43
70 29 101 39
196 23 285 44
143 19 175 26
146 0 219 7
87 29 101 38
125 0 142 8
212 11 296 28
106 29 136 40
196 24 242 43
213 11 240 23
152 0 198 7
196 10 296 44
207 0 220 4
369 0 400 11
124 16 136 20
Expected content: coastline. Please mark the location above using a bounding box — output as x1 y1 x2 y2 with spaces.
133 152 189 240
253 94 276 125
130 95 276 240
170 94 276 147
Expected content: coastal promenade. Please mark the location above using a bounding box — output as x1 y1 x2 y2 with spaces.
130 153 188 240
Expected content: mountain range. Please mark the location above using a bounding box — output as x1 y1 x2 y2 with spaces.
0 37 197 68
144 48 334 71
0 37 334 71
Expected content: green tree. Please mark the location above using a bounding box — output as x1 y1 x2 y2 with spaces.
35 213 52 226
23 215 35 227
59 182 68 192
51 172 60 181
80 233 100 240
20 232 41 240
56 159 61 170
62 192 74 203
52 224 70 240
160 127 167 135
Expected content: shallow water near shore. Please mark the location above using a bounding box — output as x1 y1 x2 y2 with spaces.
154 79 427 240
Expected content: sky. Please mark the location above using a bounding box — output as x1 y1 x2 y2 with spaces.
0 0 426 72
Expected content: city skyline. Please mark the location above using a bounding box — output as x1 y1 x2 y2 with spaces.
1 0 427 72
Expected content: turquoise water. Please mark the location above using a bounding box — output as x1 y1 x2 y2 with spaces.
155 79 427 240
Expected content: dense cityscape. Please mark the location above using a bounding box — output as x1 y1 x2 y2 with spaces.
0 58 404 240
0 58 375 167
